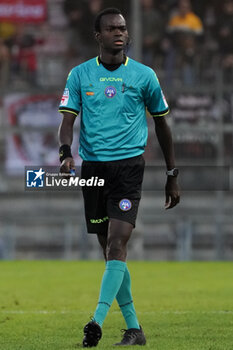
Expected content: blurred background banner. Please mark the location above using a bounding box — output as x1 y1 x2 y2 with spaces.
4 93 80 174
0 0 233 261
0 0 47 24
4 93 61 173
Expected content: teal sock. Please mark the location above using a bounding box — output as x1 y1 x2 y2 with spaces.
116 266 140 330
93 260 126 327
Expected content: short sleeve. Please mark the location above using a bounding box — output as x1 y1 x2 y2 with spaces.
144 69 169 117
58 68 81 116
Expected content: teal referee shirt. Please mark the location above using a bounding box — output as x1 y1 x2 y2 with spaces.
59 56 169 161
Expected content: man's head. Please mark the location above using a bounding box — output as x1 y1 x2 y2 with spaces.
178 0 191 16
223 0 233 15
94 8 129 53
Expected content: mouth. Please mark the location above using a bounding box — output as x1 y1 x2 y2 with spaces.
114 40 124 45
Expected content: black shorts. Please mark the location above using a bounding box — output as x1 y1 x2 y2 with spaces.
81 155 145 235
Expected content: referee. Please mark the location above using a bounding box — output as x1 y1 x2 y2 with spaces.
58 8 180 347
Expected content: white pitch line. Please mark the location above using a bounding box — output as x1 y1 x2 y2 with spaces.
0 310 233 315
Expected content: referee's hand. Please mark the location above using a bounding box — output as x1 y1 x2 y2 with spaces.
60 157 75 177
165 177 180 209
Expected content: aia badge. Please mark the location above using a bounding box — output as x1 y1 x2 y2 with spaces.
119 199 132 211
105 86 116 98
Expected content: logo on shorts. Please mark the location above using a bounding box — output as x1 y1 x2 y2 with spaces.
104 86 116 98
119 199 132 211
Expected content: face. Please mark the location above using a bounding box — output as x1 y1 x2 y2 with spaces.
179 0 191 15
224 0 233 14
96 14 129 53
142 0 154 10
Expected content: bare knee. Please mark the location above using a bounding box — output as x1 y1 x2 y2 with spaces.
106 219 133 261
106 237 127 261
97 234 107 260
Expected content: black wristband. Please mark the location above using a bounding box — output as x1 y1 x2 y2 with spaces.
59 144 73 163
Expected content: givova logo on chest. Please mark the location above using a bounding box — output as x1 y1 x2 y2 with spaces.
100 77 123 82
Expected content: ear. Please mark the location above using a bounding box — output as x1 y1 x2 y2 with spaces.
95 32 101 43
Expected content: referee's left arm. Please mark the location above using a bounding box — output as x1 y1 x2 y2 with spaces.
153 116 180 209
144 68 180 209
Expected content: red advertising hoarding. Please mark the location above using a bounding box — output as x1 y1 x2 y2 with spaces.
0 0 47 23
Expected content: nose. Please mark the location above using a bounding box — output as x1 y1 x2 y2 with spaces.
114 27 123 35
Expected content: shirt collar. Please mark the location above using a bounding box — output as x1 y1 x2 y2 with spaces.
96 55 129 67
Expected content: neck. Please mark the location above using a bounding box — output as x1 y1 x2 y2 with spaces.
99 50 124 64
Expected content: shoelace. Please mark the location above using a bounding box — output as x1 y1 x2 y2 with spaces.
121 329 138 341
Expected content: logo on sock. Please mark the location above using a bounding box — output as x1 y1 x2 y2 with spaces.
119 199 132 211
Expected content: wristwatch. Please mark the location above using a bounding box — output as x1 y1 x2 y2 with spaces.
166 168 179 177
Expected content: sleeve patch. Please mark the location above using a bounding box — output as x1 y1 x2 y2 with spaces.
162 91 168 109
60 88 69 106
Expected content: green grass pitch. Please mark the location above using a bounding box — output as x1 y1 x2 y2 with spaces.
0 261 233 350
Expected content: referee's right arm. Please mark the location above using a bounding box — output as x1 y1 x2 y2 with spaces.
58 112 76 174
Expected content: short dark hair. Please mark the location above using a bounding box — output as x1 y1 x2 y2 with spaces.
94 8 123 32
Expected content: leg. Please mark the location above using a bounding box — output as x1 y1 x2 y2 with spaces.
93 156 145 326
97 233 107 261
96 219 145 345
93 219 133 327
106 218 133 261
97 218 134 261
97 218 133 262
116 265 140 330
106 221 140 330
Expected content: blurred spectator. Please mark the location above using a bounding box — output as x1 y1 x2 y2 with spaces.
197 1 219 83
63 0 86 62
165 0 203 86
64 0 102 62
216 0 233 83
0 22 16 90
79 0 104 58
0 38 10 91
63 0 85 23
167 0 203 35
141 0 164 66
11 25 38 86
0 22 16 47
